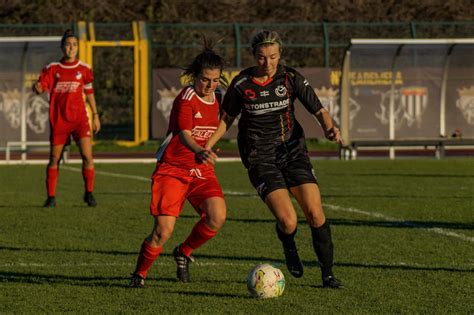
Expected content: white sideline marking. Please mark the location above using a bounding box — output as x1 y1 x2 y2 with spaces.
61 166 474 243
324 204 474 243
62 166 151 182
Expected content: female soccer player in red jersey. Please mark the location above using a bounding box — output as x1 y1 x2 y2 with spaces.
129 43 227 288
206 30 344 288
33 30 100 208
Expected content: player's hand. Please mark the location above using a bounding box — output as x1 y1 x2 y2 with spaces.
32 82 43 94
93 114 101 134
325 126 343 144
196 149 218 165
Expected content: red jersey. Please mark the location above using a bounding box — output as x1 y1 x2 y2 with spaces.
156 86 221 170
38 58 94 127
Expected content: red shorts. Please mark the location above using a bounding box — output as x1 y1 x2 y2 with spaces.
50 119 91 146
149 162 224 217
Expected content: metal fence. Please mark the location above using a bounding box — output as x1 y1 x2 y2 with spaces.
0 21 473 148
148 21 474 68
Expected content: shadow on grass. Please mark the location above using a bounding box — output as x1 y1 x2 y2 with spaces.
0 246 136 256
326 173 474 178
329 218 474 230
180 215 474 230
2 244 472 274
0 271 130 288
0 271 248 292
1 257 472 291
322 194 473 199
161 289 249 299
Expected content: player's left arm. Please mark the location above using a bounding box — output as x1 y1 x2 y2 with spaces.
179 130 217 165
291 69 342 144
84 67 100 133
86 93 101 134
315 108 342 144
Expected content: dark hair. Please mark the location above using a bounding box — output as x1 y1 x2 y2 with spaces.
61 29 78 47
183 37 227 86
250 30 283 55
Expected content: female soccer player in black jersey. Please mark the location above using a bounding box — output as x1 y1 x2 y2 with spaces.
206 30 343 288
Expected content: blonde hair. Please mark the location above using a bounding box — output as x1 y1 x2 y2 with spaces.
250 30 283 55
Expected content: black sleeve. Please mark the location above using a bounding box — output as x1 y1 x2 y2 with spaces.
290 70 323 114
222 78 242 117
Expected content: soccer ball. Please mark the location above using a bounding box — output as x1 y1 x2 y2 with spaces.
246 264 285 299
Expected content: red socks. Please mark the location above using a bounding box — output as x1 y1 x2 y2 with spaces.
46 167 58 197
179 219 217 257
134 240 163 278
82 168 95 192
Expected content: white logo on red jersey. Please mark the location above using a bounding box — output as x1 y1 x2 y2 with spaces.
75 71 82 80
54 82 81 93
194 111 203 118
191 126 217 141
56 73 60 79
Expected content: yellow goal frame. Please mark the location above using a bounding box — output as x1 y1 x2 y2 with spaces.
77 21 149 146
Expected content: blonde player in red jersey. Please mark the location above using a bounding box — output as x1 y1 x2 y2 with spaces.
129 42 227 288
33 30 100 208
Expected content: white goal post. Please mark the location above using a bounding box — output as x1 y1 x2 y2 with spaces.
0 36 61 162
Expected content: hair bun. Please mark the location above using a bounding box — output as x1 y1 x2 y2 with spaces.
63 29 74 36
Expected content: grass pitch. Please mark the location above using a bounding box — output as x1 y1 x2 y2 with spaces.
1 159 473 313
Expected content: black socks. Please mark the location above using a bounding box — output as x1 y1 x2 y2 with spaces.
276 224 297 248
311 221 334 278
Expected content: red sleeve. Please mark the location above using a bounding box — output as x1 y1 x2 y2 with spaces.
38 65 52 91
83 67 94 94
176 99 194 132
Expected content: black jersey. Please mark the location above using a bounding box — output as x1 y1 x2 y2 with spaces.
223 65 324 168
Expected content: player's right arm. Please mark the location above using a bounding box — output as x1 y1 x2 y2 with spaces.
33 64 52 95
205 79 240 150
179 130 217 165
205 112 236 150
32 82 44 94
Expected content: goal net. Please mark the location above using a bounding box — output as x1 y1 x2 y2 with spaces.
0 37 61 158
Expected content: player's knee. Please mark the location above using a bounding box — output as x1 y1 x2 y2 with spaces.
150 226 174 245
48 157 61 167
278 218 297 234
307 211 326 227
82 156 94 168
206 211 226 230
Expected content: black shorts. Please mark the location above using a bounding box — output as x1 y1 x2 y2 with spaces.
248 155 318 200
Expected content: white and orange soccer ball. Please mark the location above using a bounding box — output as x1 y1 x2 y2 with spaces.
246 264 285 299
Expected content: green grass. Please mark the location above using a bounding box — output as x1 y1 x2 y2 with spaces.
1 159 473 313
68 138 339 153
